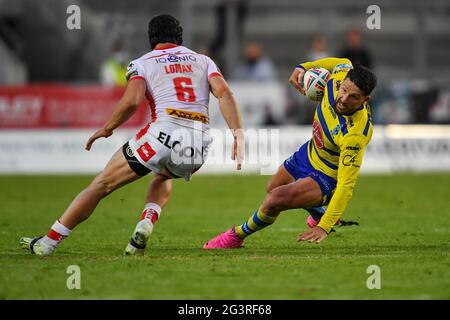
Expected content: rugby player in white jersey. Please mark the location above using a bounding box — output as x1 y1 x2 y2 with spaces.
20 14 244 256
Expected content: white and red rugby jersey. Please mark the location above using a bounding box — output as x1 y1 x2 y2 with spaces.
126 44 222 129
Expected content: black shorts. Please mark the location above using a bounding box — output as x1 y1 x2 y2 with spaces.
122 142 151 176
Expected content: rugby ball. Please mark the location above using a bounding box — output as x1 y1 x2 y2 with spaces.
302 68 330 101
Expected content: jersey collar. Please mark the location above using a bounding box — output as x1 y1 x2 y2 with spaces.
353 104 365 114
154 43 179 50
341 104 364 117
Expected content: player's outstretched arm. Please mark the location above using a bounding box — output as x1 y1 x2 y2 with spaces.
209 76 244 170
85 79 146 150
318 134 367 233
298 226 328 243
298 134 367 243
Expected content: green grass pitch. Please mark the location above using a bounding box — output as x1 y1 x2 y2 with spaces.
1 174 449 299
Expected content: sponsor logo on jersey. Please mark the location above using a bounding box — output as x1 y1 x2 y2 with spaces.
126 63 139 80
345 143 361 154
312 171 332 191
157 130 180 149
157 130 208 162
155 54 197 64
312 119 324 149
166 108 209 124
285 155 294 165
331 124 340 137
342 154 360 167
167 54 178 63
125 145 135 158
348 116 354 128
126 70 138 80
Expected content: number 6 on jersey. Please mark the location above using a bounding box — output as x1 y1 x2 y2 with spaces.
173 77 196 102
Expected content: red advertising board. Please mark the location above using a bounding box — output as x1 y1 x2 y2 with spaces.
0 85 149 128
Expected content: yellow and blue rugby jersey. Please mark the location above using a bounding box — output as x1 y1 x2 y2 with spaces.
298 57 374 233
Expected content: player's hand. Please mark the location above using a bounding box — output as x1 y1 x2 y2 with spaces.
85 127 113 151
288 67 306 95
298 226 328 243
231 129 244 170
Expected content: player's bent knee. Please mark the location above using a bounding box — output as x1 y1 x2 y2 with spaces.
265 181 274 193
102 183 116 197
279 188 299 207
89 174 119 198
266 178 282 193
263 191 285 213
265 187 303 212
89 181 111 198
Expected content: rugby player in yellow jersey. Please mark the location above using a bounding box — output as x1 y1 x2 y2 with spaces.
204 57 377 248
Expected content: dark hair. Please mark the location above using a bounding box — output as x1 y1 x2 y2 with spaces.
346 65 377 95
148 14 183 49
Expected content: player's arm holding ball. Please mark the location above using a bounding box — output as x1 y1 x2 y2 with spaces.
288 57 352 95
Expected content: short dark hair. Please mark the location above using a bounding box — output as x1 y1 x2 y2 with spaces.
148 14 183 49
346 65 377 96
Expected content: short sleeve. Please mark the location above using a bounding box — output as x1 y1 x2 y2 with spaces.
126 60 146 82
206 56 223 80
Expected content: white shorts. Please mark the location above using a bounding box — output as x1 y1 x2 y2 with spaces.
126 120 212 181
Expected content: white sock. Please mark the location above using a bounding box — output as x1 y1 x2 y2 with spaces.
45 220 72 246
140 203 161 224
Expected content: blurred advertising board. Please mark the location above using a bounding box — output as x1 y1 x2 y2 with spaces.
1 126 449 174
0 85 148 128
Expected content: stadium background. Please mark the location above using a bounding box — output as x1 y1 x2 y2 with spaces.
0 0 449 300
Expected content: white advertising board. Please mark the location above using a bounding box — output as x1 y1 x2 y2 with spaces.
1 125 449 175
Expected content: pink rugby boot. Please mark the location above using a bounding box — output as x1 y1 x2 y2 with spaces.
306 206 326 228
203 227 244 249
306 215 320 228
306 214 340 228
